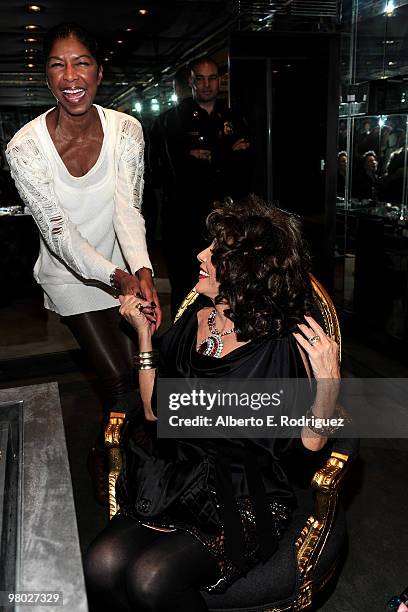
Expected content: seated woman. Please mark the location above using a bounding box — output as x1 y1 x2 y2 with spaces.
85 194 340 612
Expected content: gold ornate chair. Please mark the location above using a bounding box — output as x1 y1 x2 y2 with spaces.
104 274 357 611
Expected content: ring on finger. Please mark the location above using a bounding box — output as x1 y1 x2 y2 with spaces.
308 334 321 345
134 302 144 312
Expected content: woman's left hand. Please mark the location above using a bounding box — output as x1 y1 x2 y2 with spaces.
293 315 340 380
294 315 340 449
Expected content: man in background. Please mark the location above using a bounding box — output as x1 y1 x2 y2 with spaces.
149 56 252 317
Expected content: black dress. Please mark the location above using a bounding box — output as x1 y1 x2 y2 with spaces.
116 295 310 593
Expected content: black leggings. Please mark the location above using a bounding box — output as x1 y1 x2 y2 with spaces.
63 307 139 415
85 515 218 612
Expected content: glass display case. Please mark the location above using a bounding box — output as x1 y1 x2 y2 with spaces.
336 112 408 339
336 0 408 341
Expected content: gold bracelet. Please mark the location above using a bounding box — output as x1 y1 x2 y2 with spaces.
305 406 342 436
138 350 157 358
134 350 158 370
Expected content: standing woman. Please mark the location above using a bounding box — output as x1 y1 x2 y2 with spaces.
6 23 161 489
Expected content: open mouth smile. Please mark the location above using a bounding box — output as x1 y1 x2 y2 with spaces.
199 269 209 280
61 88 86 103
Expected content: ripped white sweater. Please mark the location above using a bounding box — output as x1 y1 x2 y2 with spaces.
6 105 152 315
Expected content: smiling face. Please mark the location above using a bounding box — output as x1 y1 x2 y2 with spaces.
46 35 102 115
195 243 220 300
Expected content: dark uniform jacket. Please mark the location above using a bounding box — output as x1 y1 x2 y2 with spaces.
149 97 252 242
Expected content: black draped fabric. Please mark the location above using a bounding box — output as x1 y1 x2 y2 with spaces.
116 294 311 592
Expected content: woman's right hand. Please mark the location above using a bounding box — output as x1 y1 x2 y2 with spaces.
119 295 155 338
113 268 142 297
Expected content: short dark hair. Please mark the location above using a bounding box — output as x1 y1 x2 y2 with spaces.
188 56 219 75
207 194 313 342
43 22 100 65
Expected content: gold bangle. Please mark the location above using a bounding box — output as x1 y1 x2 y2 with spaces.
138 350 157 358
305 406 341 436
134 350 158 370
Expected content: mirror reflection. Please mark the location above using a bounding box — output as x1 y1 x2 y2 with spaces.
337 114 408 212
336 112 408 339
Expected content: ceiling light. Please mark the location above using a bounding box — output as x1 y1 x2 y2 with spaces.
27 4 42 12
104 57 110 62
116 40 124 44
24 37 38 42
109 50 115 55
125 27 133 32
25 24 39 30
139 9 148 16
388 61 396 65
384 1 395 15
26 63 35 68
27 55 35 60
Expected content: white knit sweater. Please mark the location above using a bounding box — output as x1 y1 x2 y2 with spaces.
6 105 152 316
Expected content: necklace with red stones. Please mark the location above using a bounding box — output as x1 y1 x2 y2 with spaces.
197 309 235 358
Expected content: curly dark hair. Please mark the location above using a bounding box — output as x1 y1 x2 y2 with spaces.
206 194 313 341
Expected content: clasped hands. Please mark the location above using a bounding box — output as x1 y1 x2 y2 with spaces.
114 267 161 332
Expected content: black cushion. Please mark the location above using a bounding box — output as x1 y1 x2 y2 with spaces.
203 487 346 611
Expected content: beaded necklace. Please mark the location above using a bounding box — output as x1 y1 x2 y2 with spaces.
197 309 235 358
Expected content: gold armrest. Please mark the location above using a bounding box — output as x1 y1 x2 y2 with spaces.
104 411 126 519
312 452 349 494
294 451 350 609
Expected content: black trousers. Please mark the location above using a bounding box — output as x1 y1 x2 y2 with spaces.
63 306 139 416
